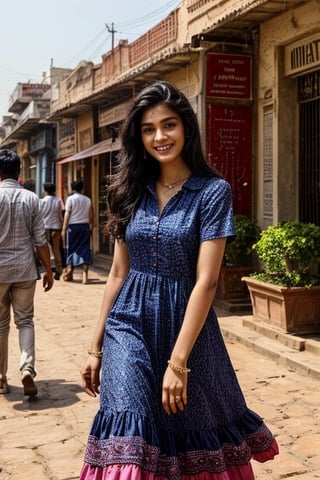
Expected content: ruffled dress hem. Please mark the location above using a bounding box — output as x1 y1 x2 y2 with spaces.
80 463 255 480
80 445 279 480
79 407 279 479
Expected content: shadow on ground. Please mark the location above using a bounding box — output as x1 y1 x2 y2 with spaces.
1 379 83 410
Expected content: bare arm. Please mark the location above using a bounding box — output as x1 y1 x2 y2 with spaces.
162 237 227 414
58 199 64 224
80 239 130 397
61 210 71 249
35 244 54 291
89 204 94 231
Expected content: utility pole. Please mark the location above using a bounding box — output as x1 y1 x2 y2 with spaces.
106 23 117 52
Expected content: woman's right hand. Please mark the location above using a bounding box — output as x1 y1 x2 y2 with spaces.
162 365 188 415
80 356 102 397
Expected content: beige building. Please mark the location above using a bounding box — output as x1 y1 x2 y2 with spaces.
257 1 320 228
44 0 320 257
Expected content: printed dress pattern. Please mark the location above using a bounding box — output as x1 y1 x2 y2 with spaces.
80 176 278 480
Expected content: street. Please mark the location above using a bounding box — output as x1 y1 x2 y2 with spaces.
0 267 319 480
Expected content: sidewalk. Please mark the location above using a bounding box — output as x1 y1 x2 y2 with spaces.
0 266 320 480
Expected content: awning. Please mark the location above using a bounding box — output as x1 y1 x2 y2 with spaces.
58 137 121 164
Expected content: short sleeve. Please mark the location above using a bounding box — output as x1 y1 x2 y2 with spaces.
65 196 73 213
200 178 235 242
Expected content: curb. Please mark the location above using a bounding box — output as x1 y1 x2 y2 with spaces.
218 314 320 380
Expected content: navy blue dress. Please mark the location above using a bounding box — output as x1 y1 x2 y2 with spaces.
80 176 278 480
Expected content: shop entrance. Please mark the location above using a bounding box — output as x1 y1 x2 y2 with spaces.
98 151 118 255
299 72 320 225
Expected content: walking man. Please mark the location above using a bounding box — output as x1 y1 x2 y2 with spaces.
62 180 94 284
0 149 54 396
40 182 65 280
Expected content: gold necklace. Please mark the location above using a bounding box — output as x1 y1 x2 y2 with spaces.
158 176 188 190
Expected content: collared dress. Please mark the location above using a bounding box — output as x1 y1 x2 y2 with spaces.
80 176 278 480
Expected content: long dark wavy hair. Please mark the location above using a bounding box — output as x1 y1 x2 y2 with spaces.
106 80 220 238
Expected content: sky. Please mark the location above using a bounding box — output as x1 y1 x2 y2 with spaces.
0 0 180 119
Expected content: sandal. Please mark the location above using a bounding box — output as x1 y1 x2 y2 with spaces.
21 371 38 396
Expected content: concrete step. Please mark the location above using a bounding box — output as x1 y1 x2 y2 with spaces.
214 297 252 313
92 253 113 273
217 313 320 380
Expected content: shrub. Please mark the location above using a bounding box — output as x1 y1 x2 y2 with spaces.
224 214 261 266
252 220 320 287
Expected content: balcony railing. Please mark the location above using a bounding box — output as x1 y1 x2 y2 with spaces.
9 83 50 114
129 11 178 67
16 99 50 127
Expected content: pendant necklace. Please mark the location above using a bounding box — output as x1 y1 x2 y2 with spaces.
158 176 189 191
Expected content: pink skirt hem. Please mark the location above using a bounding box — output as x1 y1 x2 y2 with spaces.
252 438 279 462
80 438 279 480
80 463 256 480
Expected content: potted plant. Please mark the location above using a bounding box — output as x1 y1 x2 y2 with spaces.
242 220 320 333
224 214 261 267
214 214 260 312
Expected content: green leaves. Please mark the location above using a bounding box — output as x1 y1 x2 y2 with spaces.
225 214 261 266
253 220 320 286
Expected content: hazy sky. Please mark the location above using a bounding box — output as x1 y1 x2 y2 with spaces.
0 0 180 118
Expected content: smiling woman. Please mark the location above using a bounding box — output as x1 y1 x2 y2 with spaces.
141 106 185 160
78 80 278 480
140 102 191 212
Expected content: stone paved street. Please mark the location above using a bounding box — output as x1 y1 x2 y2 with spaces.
0 267 319 480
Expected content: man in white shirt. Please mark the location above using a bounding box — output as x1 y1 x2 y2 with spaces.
62 180 94 284
40 183 65 280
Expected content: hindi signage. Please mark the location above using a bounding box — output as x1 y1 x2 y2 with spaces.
206 103 252 216
206 53 252 100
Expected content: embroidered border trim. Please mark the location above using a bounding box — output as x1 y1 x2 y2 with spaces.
84 435 254 477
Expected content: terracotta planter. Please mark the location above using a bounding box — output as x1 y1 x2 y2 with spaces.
242 276 320 334
214 266 254 312
217 266 254 300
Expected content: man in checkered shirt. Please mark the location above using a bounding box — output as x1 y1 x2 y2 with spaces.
0 149 54 396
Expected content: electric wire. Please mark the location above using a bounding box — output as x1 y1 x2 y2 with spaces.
69 0 180 65
116 0 179 28
0 0 181 114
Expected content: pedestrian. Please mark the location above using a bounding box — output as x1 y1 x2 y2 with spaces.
0 149 54 396
61 180 94 284
79 80 279 480
40 182 65 280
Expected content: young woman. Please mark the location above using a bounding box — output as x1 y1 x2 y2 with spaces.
79 80 278 480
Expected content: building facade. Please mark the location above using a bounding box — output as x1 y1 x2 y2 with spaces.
257 0 320 228
0 71 71 196
1 0 318 259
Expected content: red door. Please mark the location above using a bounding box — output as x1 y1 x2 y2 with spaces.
206 103 252 217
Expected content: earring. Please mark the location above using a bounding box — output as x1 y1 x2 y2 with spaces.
143 149 147 159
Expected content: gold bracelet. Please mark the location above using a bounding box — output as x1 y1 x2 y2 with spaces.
167 360 191 374
88 350 103 358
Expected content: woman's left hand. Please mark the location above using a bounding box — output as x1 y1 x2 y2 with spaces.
162 366 188 415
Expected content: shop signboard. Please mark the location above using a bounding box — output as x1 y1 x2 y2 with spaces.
206 103 252 216
206 52 252 100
